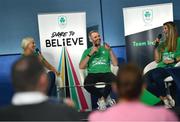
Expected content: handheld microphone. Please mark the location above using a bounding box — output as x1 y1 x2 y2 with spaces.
94 42 100 55
158 34 162 39
35 48 41 55
155 34 162 48
95 44 99 47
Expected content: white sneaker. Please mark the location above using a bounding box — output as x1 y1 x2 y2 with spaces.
163 99 172 108
106 96 116 107
97 98 107 111
167 95 175 107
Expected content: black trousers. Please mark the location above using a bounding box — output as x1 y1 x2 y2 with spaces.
47 71 56 96
84 72 116 99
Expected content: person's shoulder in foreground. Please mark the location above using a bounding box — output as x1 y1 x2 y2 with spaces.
89 63 178 121
89 102 178 121
0 100 80 121
0 56 80 121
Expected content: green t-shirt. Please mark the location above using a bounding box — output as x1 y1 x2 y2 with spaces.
80 46 111 73
157 37 180 68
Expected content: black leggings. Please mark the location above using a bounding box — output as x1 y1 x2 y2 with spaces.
84 72 116 99
47 71 56 96
144 67 180 97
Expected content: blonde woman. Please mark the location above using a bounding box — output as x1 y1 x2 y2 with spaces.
154 21 180 67
145 21 180 108
21 37 60 95
21 37 60 75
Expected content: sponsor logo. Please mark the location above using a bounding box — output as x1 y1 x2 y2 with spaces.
58 16 67 28
143 9 153 24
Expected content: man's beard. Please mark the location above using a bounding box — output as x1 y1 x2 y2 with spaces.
94 39 101 47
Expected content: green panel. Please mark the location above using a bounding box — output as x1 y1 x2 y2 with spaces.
140 89 161 105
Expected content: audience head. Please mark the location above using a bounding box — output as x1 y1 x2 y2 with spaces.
115 63 143 101
21 37 36 53
11 56 48 93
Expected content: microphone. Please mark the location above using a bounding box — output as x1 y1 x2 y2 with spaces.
94 42 100 55
155 34 162 48
35 48 41 55
158 34 162 40
95 44 99 47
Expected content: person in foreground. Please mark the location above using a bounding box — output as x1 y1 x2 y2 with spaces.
88 64 178 121
145 21 180 108
79 31 118 110
0 56 80 121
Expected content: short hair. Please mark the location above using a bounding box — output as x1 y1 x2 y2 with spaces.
88 30 99 42
116 64 143 100
11 56 45 92
21 37 34 49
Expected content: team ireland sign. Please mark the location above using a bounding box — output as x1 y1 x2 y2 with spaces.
123 3 173 68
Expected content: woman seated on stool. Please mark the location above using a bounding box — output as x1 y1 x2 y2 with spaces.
144 21 180 108
21 36 60 96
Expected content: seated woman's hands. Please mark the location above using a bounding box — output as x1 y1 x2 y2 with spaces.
163 59 174 64
55 71 61 77
50 66 61 76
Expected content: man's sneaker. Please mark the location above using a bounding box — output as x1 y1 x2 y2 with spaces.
167 95 175 107
97 98 107 111
106 96 116 107
163 98 172 108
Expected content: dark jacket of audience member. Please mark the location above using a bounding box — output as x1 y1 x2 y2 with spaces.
0 56 80 121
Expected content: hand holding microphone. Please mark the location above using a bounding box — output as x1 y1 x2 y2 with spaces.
89 40 100 55
104 42 111 51
154 34 162 48
35 48 41 55
35 48 61 76
35 48 45 58
35 48 44 60
89 46 98 55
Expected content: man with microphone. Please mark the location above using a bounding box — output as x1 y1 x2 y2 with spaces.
79 31 118 110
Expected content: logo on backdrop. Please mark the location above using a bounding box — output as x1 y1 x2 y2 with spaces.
143 9 153 24
58 16 67 28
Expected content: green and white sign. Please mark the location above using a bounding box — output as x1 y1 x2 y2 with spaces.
123 3 173 68
38 12 92 111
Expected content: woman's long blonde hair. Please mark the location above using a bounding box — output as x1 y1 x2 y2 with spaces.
163 21 178 52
